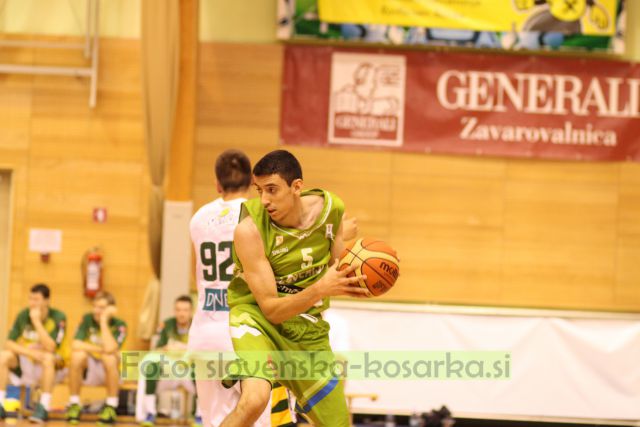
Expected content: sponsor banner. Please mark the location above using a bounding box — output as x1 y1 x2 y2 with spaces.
280 45 640 161
318 0 617 36
277 0 625 54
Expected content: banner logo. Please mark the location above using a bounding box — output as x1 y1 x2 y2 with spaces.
328 53 406 147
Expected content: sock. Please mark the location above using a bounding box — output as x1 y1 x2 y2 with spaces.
69 395 81 405
106 397 119 408
0 390 5 404
144 394 156 416
39 393 51 410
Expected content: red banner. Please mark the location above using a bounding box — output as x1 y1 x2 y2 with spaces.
280 45 640 161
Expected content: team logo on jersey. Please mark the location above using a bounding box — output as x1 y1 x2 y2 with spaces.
23 328 39 342
208 208 236 227
272 246 289 256
275 235 284 246
325 224 334 239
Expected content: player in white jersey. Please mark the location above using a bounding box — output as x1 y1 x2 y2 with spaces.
188 149 270 427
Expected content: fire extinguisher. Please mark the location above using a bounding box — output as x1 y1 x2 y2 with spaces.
82 247 103 298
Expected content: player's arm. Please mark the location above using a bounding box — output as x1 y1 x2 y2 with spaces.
32 325 56 352
154 322 170 351
99 306 119 354
331 220 347 262
234 218 367 325
71 340 103 353
29 308 57 352
4 340 42 360
52 315 67 350
71 316 103 353
341 213 358 242
5 312 46 359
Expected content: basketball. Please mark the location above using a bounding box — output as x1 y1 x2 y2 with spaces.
339 237 400 297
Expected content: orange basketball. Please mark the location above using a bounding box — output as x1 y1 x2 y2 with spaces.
338 237 400 297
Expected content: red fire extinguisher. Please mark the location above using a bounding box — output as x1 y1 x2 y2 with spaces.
82 247 103 298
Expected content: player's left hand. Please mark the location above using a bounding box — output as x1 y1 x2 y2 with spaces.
29 349 46 363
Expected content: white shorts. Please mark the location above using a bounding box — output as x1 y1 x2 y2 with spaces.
188 313 270 427
83 356 108 386
187 313 234 353
8 355 67 387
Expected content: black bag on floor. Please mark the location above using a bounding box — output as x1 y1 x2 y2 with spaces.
423 405 455 427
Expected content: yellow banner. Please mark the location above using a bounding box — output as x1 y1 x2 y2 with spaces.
318 0 616 36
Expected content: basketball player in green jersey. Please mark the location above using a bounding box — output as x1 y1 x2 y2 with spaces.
220 150 367 427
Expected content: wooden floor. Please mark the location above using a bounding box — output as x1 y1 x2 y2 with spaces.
5 422 141 427
6 416 630 427
4 416 188 427
4 418 313 427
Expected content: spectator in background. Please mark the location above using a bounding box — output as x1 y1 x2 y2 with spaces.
136 295 202 427
66 291 127 425
0 283 66 424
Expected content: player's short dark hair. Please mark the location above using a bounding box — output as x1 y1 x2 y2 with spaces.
253 150 302 185
30 283 50 299
215 149 251 192
175 295 193 305
94 291 116 306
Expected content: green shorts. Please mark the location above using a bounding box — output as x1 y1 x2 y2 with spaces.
229 303 349 427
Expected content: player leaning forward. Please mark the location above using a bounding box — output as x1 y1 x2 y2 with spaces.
220 150 367 427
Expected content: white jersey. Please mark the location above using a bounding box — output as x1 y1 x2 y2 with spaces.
188 197 244 346
188 196 271 427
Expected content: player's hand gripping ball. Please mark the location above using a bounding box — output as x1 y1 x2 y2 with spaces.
339 237 399 297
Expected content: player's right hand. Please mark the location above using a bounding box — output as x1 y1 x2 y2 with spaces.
317 259 368 298
29 308 42 323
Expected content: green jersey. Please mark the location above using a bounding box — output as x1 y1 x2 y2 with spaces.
229 189 344 317
8 308 66 349
74 313 127 357
155 317 190 348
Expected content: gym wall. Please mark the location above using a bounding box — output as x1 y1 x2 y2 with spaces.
0 39 150 350
193 42 640 312
1 2 640 356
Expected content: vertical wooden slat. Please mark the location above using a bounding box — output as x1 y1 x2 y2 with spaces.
166 0 198 201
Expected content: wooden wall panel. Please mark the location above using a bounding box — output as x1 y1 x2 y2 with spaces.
0 38 151 350
615 164 640 309
194 42 640 312
502 162 619 310
194 42 282 206
0 172 11 347
388 155 506 305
